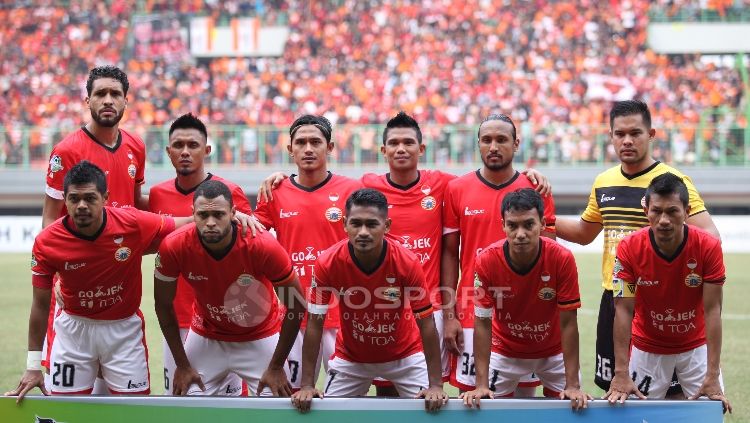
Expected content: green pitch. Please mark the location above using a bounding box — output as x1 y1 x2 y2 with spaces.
0 253 747 422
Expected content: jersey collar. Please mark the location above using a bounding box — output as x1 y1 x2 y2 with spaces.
649 225 689 263
503 238 543 276
290 171 333 192
174 173 213 196
348 240 388 276
81 126 122 153
475 169 520 190
386 171 421 191
200 223 238 261
63 208 108 242
620 161 660 180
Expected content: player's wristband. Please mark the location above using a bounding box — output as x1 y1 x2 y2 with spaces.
26 351 43 371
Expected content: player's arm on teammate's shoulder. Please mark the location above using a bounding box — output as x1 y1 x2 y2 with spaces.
257 172 290 202
5 286 52 402
686 211 721 241
440 231 463 355
461 306 493 409
690 282 732 413
259 272 305 397
559 309 591 410
555 218 602 245
522 168 552 196
414 309 449 411
41 195 64 228
291 301 326 412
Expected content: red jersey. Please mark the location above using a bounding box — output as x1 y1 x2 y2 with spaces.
149 173 252 328
474 237 581 359
254 172 362 329
155 227 295 342
31 207 174 320
46 127 146 215
310 238 434 363
443 170 556 327
613 225 725 354
362 170 456 308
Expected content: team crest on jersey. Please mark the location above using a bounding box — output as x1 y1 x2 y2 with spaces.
128 164 137 179
386 274 396 284
115 247 132 262
538 286 556 300
30 254 37 268
685 258 701 287
325 206 343 222
49 155 63 176
383 287 401 301
236 273 256 286
421 196 437 210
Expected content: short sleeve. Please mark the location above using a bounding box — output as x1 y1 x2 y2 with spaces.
580 183 602 224
134 140 146 185
231 186 253 215
541 192 557 230
402 258 432 319
612 240 636 298
702 237 726 285
682 175 707 217
136 210 175 249
253 197 275 229
258 234 294 285
154 239 180 282
442 183 460 234
556 249 581 310
473 252 495 317
45 145 72 199
31 241 55 289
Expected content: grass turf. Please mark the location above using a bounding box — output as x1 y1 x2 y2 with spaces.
0 253 747 421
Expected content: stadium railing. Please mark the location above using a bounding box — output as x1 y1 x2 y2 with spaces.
0 122 748 169
649 6 750 22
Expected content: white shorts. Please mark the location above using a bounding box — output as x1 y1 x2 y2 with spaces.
163 328 244 395
488 352 568 397
50 311 150 394
630 344 723 399
325 353 429 397
449 328 540 390
287 328 337 390
183 330 288 396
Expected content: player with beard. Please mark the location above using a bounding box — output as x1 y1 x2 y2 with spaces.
154 180 305 396
441 114 556 395
149 113 252 395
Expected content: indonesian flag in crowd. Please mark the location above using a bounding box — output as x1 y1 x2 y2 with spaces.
584 74 637 101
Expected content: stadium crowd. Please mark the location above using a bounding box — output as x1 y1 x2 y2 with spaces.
0 0 746 166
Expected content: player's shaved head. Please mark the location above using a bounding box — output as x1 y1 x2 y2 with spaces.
345 188 389 217
169 113 208 141
63 161 107 195
383 111 422 145
86 65 129 96
501 188 544 220
645 172 689 208
194 179 233 207
290 115 333 143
